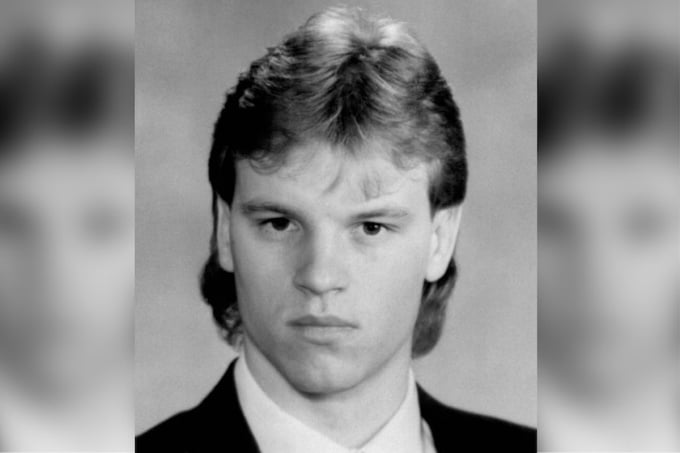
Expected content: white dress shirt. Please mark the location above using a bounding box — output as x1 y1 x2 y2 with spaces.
234 357 437 453
0 371 133 452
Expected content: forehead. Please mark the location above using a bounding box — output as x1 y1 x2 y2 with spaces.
234 140 430 206
539 137 678 211
0 140 133 211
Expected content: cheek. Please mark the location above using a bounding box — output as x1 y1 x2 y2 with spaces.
614 247 677 332
538 244 577 325
350 234 430 337
230 222 292 324
75 240 134 329
0 250 27 332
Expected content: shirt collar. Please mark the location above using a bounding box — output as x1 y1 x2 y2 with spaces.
234 356 433 453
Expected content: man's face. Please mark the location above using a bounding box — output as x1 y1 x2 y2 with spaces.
538 136 678 393
0 140 134 395
220 141 457 395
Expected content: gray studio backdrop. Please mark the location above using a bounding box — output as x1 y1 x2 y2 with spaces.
136 0 537 432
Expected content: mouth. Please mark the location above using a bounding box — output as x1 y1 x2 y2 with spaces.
288 314 358 329
288 315 358 343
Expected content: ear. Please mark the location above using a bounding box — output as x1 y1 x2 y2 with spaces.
425 205 463 282
216 198 234 273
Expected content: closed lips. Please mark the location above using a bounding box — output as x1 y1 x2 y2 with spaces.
289 315 357 328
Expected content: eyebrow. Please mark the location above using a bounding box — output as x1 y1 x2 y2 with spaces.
237 201 302 219
237 200 412 222
351 207 412 222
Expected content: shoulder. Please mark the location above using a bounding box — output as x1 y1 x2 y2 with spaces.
417 386 536 451
136 398 258 453
136 409 196 452
136 360 259 452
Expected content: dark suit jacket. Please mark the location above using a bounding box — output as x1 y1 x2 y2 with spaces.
137 360 536 452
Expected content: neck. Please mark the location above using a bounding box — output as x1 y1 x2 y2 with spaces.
242 337 412 448
546 356 678 413
0 364 133 451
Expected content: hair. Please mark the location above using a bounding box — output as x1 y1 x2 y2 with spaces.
0 36 133 155
201 7 467 357
538 38 679 155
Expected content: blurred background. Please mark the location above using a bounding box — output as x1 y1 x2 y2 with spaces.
538 0 678 451
136 0 537 432
0 0 134 451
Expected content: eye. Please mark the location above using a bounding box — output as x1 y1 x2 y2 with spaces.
361 222 384 236
624 208 669 242
0 205 31 240
262 217 292 231
83 208 126 242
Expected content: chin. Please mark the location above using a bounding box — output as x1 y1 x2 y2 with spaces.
278 347 367 396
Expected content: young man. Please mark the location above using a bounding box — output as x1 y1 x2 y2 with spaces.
139 7 535 452
0 14 134 451
538 10 679 450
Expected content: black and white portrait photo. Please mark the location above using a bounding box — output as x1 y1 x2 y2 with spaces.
0 0 677 452
135 1 537 452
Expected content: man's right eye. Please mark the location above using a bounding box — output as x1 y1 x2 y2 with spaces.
261 217 292 231
0 206 30 239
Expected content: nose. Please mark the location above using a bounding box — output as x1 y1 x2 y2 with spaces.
33 228 77 303
293 230 348 297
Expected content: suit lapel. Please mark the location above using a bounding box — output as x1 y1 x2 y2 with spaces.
189 364 455 452
417 385 456 452
191 360 260 452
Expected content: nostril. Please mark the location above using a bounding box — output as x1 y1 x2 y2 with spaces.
293 262 346 296
293 232 348 294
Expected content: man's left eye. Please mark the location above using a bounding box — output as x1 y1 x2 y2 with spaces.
361 222 384 236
